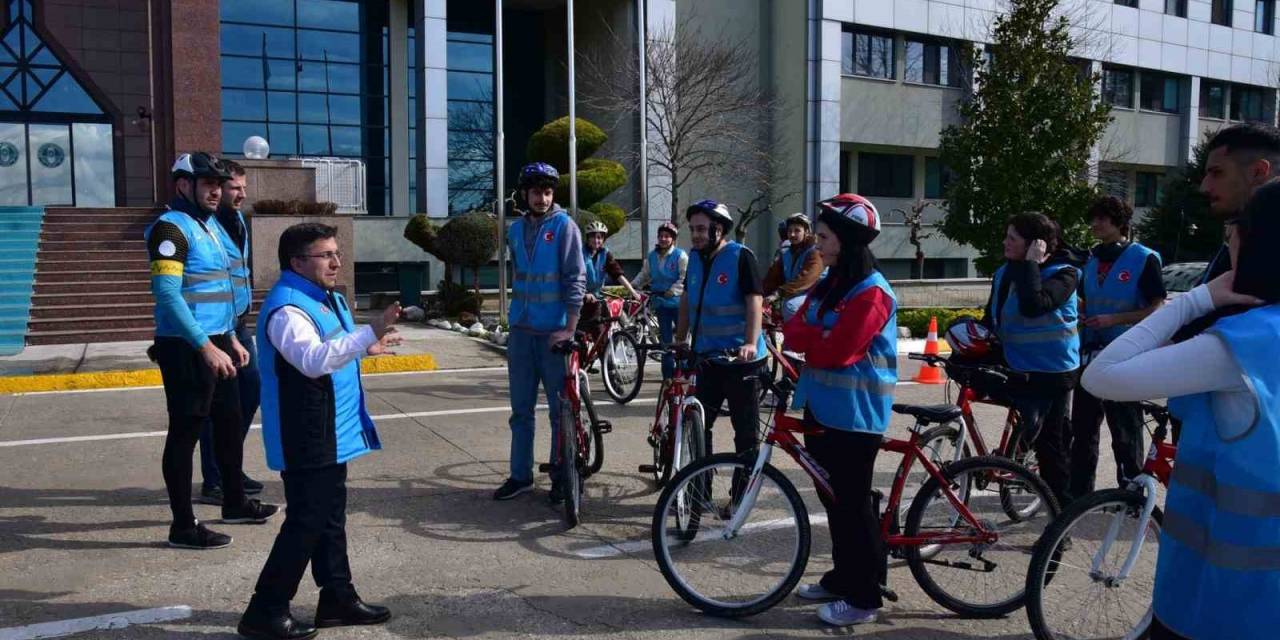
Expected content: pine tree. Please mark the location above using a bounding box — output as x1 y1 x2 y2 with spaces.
938 0 1112 274
1135 141 1222 262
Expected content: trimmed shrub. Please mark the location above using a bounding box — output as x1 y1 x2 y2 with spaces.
250 199 299 216
526 116 607 172
554 158 627 210
403 214 441 255
586 202 626 236
299 201 338 216
435 212 499 270
435 279 483 316
897 307 984 338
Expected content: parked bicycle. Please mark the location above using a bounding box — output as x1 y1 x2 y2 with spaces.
583 293 645 404
1023 401 1180 640
539 334 612 528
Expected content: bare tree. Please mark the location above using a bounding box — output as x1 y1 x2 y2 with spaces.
579 16 787 237
732 143 801 242
892 200 936 280
446 86 495 208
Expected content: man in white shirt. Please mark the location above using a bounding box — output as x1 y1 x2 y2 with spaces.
238 223 401 640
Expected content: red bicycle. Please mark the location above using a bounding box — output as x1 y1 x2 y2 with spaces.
539 333 612 528
650 366 1061 618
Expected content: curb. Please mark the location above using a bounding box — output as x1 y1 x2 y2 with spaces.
0 353 439 394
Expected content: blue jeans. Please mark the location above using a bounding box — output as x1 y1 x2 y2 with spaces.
506 330 566 483
656 306 678 379
199 323 261 490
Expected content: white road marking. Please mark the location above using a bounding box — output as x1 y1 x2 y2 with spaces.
574 513 830 559
0 605 192 640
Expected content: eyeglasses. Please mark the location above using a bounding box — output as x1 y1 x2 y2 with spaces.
297 251 343 261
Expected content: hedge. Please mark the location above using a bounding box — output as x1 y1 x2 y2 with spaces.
403 214 439 253
554 158 627 210
526 116 607 173
434 212 499 268
898 307 983 338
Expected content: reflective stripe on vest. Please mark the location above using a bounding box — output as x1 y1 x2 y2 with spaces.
647 248 685 309
1083 243 1158 347
213 209 252 318
508 212 571 332
145 210 236 338
790 271 898 433
585 250 608 295
686 241 767 357
990 262 1080 373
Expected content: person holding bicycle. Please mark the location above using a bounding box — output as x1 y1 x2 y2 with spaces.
631 221 688 379
674 199 767 456
494 162 586 504
764 212 826 322
1069 195 1165 499
782 193 897 628
1082 182 1280 640
579 220 638 338
982 212 1085 506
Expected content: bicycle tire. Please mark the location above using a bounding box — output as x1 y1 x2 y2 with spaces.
674 405 707 539
903 455 1060 618
602 330 645 404
585 418 604 476
560 398 582 529
900 423 974 529
1001 431 1044 522
1025 488 1161 640
651 453 811 618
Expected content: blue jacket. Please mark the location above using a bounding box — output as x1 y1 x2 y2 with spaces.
646 247 686 310
145 200 236 343
779 243 827 321
1082 243 1159 347
213 207 252 318
584 249 609 297
686 241 767 358
791 272 898 433
508 210 582 332
989 262 1080 373
257 270 380 471
1158 304 1280 639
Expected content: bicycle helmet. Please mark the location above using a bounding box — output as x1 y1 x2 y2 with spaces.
945 316 999 361
657 221 679 237
784 212 812 229
686 199 733 234
517 162 560 190
584 220 608 237
171 152 231 182
816 193 880 244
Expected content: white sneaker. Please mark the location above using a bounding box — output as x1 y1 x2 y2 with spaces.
817 600 879 626
795 583 840 601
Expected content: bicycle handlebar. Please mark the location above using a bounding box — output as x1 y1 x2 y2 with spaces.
907 352 1024 386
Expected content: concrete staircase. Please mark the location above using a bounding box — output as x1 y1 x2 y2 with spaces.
0 206 45 355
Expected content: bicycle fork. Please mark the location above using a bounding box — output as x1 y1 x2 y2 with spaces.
723 444 775 538
1092 475 1160 585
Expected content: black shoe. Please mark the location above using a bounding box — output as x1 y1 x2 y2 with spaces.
547 480 565 505
198 485 224 506
222 499 279 524
314 590 391 628
243 474 264 495
492 478 534 501
167 521 232 550
237 608 317 640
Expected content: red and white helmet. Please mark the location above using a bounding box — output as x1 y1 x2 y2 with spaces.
945 316 999 361
816 193 880 242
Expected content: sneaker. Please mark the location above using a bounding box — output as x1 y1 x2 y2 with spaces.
168 521 232 550
547 480 565 505
492 478 534 501
222 498 280 524
197 485 223 506
243 474 264 495
817 600 879 627
796 583 841 601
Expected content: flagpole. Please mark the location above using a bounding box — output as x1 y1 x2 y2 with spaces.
496 0 508 323
636 0 648 249
261 34 271 124
567 0 577 218
323 49 333 155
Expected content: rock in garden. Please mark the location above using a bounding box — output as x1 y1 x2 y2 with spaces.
402 306 426 322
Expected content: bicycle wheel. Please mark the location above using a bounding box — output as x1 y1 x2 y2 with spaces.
898 423 973 530
904 455 1060 618
673 405 707 538
1002 432 1044 522
651 453 810 618
559 397 582 528
584 418 604 476
1025 488 1162 640
602 330 644 404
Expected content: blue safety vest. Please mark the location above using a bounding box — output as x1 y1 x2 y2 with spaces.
584 249 609 296
1157 304 1280 639
1082 243 1158 348
214 209 252 318
989 262 1080 373
257 269 380 471
145 208 236 338
686 241 767 358
779 243 828 321
509 211 573 332
647 247 686 310
790 272 898 433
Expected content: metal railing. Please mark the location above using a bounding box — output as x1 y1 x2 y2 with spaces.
295 157 367 214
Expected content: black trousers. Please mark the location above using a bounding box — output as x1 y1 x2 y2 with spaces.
152 334 246 528
250 464 353 613
1010 386 1073 506
695 358 764 455
804 422 886 610
1150 616 1192 640
1069 385 1144 497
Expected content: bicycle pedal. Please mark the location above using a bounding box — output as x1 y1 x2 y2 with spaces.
595 420 613 434
538 463 554 473
638 464 658 473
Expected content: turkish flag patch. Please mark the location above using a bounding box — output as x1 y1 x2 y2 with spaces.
544 231 555 242
1117 270 1132 283
716 273 729 285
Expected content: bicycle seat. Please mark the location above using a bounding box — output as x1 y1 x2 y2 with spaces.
892 403 962 423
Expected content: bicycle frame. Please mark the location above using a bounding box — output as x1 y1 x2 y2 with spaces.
553 344 588 466
955 386 1022 461
651 358 704 473
1092 422 1177 583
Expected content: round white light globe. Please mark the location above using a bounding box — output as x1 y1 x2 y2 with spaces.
243 136 270 160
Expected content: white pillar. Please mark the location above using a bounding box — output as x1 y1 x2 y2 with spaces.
389 0 410 216
416 0 449 217
1186 75 1201 163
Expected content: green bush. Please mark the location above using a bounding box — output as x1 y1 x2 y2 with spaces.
435 279 482 316
553 158 627 210
251 199 299 216
897 307 984 338
526 116 608 172
299 201 339 216
586 202 626 236
435 212 499 269
403 214 441 254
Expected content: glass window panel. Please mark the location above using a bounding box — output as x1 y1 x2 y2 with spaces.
1 28 20 62
30 45 56 66
448 189 489 215
20 25 37 57
267 123 297 155
0 43 13 64
330 126 362 156
30 66 57 87
447 40 492 73
904 41 923 82
297 92 330 123
222 122 264 154
298 0 360 31
1103 66 1133 108
0 88 15 110
221 56 264 89
266 91 295 122
34 74 102 114
857 152 914 198
221 0 292 26
449 32 492 44
1212 0 1232 26
447 70 492 101
841 30 852 74
28 124 72 206
1202 82 1226 118
71 122 114 207
298 61 359 93
222 89 266 121
0 122 27 205
448 100 492 131
925 157 952 199
327 94 361 125
220 24 295 59
298 124 330 155
298 29 361 63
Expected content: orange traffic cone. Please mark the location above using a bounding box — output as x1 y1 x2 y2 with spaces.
913 316 947 385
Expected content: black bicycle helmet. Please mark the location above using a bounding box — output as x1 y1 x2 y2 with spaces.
517 162 560 190
171 152 231 182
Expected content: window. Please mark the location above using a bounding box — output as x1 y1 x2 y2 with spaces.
1212 0 1233 26
1165 0 1187 17
1256 1 1275 34
842 27 894 79
1099 165 1129 202
1102 66 1134 108
839 150 851 193
445 29 495 215
904 38 966 87
1201 81 1227 119
925 157 953 199
1139 72 1181 114
857 152 913 198
1135 173 1164 208
1231 84 1269 122
1114 0 1138 7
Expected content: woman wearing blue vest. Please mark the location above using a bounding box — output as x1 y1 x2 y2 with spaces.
579 220 638 336
764 212 827 322
630 221 687 379
783 193 897 627
1070 196 1165 499
1083 182 1280 640
982 212 1085 506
